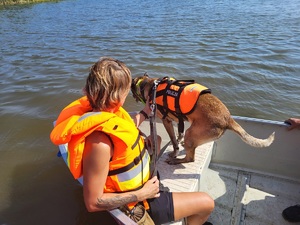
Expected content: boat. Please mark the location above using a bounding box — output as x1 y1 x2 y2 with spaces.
56 116 300 225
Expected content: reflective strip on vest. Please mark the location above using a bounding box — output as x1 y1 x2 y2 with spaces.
78 112 102 122
117 150 150 182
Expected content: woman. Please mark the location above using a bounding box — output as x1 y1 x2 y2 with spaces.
50 57 214 225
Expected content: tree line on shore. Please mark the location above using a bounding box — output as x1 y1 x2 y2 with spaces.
1 0 59 5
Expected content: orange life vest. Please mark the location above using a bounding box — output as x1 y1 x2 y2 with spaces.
50 96 150 194
154 77 211 133
155 77 211 118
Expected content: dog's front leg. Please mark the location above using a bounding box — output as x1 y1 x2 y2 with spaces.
165 148 196 164
162 118 180 157
166 125 198 164
165 137 196 165
177 132 184 146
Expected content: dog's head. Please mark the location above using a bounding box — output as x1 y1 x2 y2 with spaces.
131 73 157 103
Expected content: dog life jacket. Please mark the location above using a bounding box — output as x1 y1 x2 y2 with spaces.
155 77 211 133
50 96 150 198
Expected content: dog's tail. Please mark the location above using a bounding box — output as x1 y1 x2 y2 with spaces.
228 117 275 148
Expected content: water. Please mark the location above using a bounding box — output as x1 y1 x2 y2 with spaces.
0 0 299 224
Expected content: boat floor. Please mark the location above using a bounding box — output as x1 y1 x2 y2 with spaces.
200 163 300 225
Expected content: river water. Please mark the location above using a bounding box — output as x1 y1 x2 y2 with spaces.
0 0 299 224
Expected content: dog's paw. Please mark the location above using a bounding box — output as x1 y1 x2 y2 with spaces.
168 150 179 158
165 157 179 165
165 156 193 165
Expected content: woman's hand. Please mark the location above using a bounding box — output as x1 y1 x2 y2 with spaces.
142 96 152 116
138 176 160 201
285 118 300 130
134 97 152 127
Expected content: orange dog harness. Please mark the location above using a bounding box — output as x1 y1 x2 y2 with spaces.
155 77 211 133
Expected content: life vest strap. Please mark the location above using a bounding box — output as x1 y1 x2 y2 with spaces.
131 134 141 150
162 81 173 119
174 82 186 134
108 146 147 176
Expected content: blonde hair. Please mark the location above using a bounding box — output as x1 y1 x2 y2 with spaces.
85 57 131 111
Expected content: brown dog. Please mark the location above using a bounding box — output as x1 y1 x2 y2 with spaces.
131 74 275 165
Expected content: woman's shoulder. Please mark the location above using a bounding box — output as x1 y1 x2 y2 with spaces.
86 131 112 145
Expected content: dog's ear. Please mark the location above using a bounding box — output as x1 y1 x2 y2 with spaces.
143 72 149 77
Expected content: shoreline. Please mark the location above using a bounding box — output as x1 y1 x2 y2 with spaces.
0 0 59 6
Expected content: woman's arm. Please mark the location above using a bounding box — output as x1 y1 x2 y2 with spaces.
83 131 160 212
132 97 152 127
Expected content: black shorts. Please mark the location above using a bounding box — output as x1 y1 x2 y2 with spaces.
147 191 174 224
